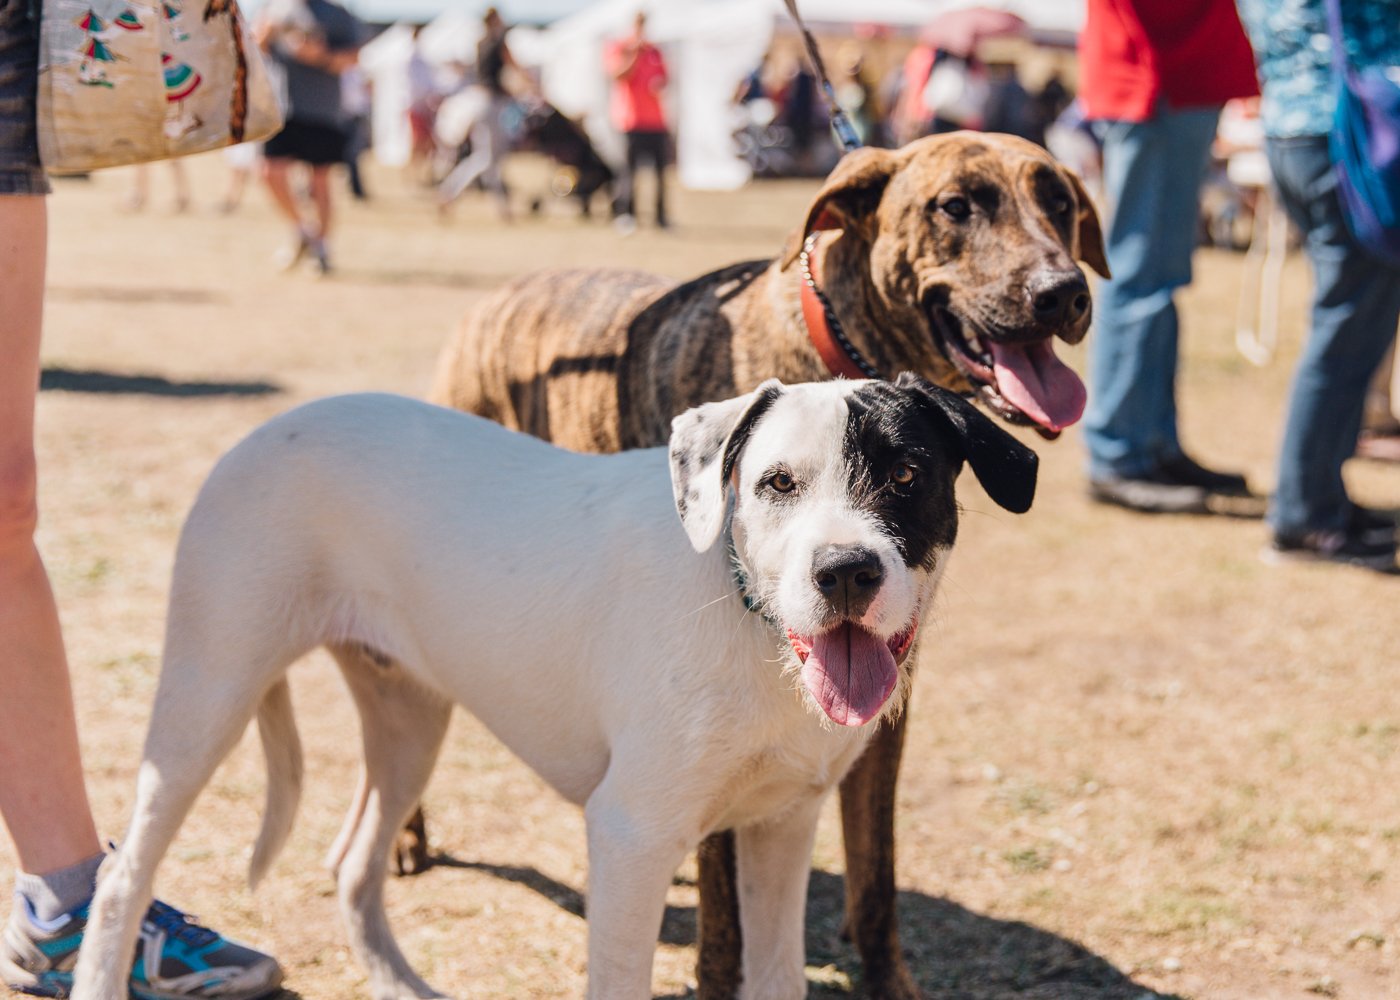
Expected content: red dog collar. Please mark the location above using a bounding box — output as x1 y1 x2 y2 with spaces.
798 231 882 381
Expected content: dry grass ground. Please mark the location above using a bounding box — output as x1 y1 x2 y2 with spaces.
5 152 1399 1000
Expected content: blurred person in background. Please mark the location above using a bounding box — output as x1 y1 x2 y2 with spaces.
888 44 934 145
123 160 192 213
924 50 989 133
1078 0 1260 513
437 6 526 220
218 141 262 214
1238 0 1400 570
607 10 670 231
776 56 817 173
340 62 372 201
256 0 365 274
835 45 884 147
982 60 1035 142
406 26 441 183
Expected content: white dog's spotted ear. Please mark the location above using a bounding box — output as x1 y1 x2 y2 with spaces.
669 380 784 552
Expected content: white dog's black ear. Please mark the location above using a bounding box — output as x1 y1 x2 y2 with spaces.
894 372 1039 514
669 380 784 552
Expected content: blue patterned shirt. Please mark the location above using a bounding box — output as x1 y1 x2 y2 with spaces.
1237 0 1400 137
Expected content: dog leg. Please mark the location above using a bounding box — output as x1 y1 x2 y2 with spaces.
583 777 692 1000
735 797 824 1000
695 831 744 1000
326 767 369 878
73 665 270 999
329 777 432 879
334 649 454 1000
838 711 921 1000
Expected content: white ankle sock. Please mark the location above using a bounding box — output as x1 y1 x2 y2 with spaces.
13 852 103 924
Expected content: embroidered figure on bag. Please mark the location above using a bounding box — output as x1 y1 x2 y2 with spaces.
162 51 204 136
74 10 119 88
163 0 190 42
113 6 146 30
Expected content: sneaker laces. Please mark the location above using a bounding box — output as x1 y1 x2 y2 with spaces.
144 899 220 949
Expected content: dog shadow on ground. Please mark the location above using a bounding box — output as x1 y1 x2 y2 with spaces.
40 367 281 398
420 854 1177 999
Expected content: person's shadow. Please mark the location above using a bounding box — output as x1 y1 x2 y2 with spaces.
422 856 1176 999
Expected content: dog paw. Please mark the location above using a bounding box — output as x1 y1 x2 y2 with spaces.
392 806 432 876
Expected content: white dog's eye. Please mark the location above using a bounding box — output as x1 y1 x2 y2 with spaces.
890 463 916 486
767 471 797 494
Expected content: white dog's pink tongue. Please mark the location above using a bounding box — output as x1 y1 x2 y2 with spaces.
801 623 898 727
989 340 1087 432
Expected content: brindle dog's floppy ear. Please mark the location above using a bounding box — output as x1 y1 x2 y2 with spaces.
669 380 784 552
895 372 1039 514
780 146 900 269
1063 168 1111 279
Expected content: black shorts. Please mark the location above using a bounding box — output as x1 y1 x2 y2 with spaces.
264 119 349 167
0 0 48 194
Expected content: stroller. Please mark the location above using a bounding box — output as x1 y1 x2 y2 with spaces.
515 99 616 218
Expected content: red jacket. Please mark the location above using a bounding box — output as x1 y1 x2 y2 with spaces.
1078 0 1259 122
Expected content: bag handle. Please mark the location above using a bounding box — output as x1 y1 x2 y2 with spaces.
1322 0 1357 84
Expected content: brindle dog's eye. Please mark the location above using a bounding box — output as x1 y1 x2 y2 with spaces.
1052 196 1073 216
940 196 971 221
768 471 796 493
891 463 915 486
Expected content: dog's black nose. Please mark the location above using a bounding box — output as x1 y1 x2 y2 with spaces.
1028 270 1091 326
813 545 884 617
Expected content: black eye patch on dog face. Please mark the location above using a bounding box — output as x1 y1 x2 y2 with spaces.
844 375 1039 567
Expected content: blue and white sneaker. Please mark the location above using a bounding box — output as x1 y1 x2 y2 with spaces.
1 895 282 999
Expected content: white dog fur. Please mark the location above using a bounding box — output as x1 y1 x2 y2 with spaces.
72 376 1036 1000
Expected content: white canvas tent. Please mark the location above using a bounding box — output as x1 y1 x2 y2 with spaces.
527 0 1086 190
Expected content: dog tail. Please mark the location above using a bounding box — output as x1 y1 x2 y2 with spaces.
249 677 303 890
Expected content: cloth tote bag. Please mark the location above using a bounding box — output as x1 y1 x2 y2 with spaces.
37 0 283 173
1325 0 1400 265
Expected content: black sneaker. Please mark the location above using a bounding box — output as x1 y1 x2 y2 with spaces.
1157 453 1251 496
1350 503 1397 545
1266 524 1398 573
1088 472 1209 514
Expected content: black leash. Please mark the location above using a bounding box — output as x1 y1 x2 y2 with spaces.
780 0 864 154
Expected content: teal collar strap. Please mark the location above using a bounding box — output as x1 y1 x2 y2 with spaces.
727 535 781 629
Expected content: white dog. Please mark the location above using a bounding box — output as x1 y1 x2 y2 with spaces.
73 374 1036 1000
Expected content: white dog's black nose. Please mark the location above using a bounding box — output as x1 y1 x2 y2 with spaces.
813 544 884 617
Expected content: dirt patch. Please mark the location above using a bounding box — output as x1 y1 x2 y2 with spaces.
8 153 1398 999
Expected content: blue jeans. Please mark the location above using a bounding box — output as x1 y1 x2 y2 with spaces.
1266 134 1400 535
1083 107 1221 479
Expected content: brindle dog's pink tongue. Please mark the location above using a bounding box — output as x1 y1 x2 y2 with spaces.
989 340 1087 432
801 623 898 727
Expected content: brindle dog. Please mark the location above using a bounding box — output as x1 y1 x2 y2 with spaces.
420 132 1109 999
